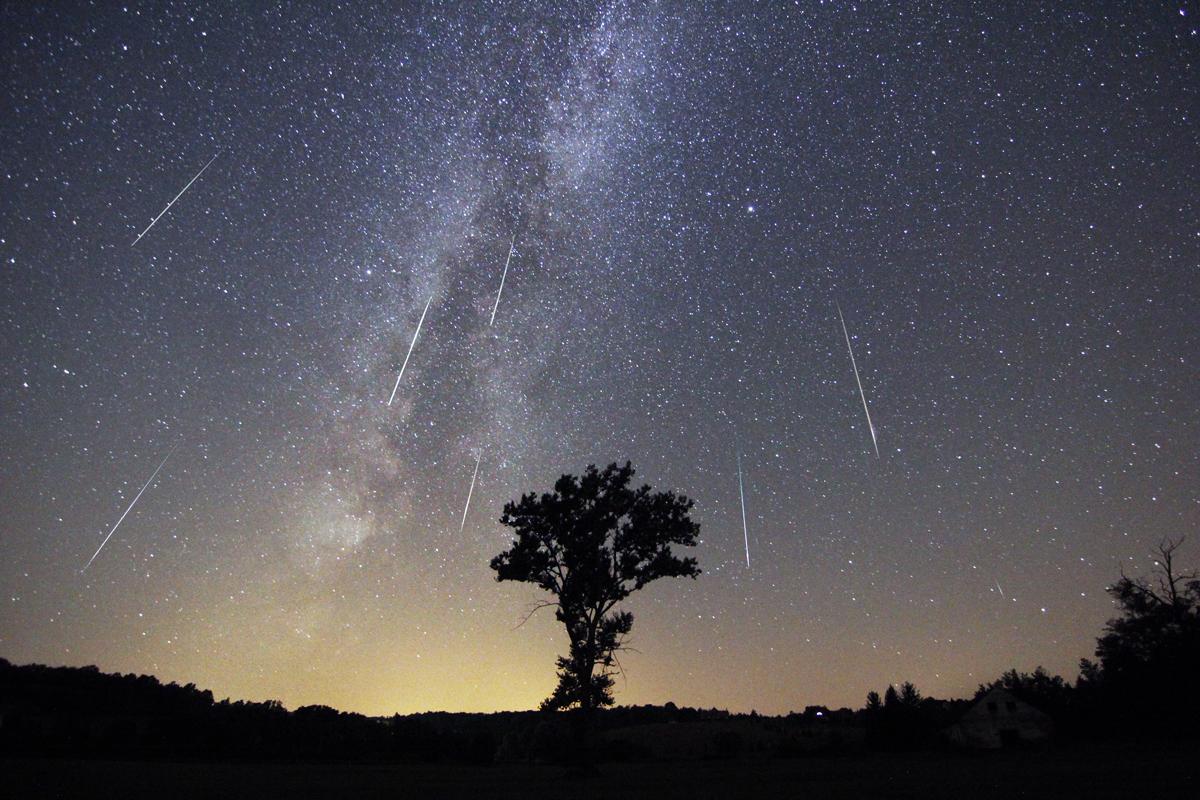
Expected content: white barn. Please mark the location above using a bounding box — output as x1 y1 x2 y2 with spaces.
944 687 1053 749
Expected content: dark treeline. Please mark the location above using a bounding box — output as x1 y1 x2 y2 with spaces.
0 658 508 763
0 659 753 764
3 538 1196 764
861 537 1200 750
858 672 1072 751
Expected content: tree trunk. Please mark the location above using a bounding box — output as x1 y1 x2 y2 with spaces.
574 632 598 772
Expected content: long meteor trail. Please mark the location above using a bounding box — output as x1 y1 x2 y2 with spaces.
489 234 516 326
132 152 220 246
387 294 434 406
83 445 177 572
836 302 880 458
737 450 750 568
460 452 482 532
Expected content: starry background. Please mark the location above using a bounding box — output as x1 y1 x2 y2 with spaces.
1 1 1197 715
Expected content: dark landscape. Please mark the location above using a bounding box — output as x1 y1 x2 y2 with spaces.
4 745 1195 800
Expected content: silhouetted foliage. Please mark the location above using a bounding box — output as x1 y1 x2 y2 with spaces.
974 667 1076 731
0 658 497 764
1079 537 1200 733
490 462 701 713
861 682 967 750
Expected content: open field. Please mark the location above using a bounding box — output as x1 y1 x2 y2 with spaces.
6 742 1197 799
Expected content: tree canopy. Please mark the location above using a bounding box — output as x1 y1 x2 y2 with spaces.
1080 537 1200 726
491 461 700 712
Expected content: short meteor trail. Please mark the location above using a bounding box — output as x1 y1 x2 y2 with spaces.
83 445 177 572
387 294 434 406
995 580 1006 599
489 233 516 326
737 450 750 568
132 152 220 246
459 452 482 532
836 301 880 458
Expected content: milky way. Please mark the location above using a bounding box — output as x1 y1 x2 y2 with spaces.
1 2 1197 715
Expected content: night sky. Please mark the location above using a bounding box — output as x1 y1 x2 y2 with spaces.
1 2 1197 716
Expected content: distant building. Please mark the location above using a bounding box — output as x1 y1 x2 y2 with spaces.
944 688 1053 749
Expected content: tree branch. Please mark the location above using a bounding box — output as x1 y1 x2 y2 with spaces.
512 599 557 631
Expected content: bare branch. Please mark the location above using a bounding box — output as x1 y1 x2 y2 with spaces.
512 600 557 631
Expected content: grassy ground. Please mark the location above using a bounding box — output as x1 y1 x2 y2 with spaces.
5 742 1197 799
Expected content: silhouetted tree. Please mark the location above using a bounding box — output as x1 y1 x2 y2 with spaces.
975 667 1074 722
975 667 1067 701
866 681 946 751
1080 537 1200 730
491 462 700 714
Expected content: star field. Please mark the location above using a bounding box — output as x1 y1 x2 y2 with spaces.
1 2 1197 714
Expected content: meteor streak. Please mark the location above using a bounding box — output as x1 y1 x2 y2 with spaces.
737 450 750 568
995 580 1006 599
489 234 516 326
387 294 434 406
836 301 880 458
132 152 220 245
83 445 177 572
460 451 482 532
